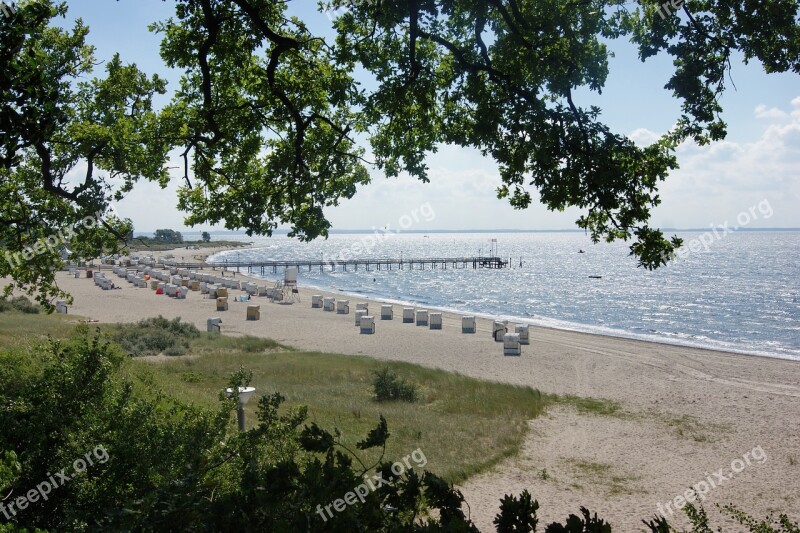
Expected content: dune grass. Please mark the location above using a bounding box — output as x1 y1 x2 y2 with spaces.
0 304 76 351
549 394 625 418
128 343 545 484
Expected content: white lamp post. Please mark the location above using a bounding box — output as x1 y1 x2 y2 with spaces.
225 386 256 431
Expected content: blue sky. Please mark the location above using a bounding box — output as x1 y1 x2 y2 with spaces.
58 0 800 233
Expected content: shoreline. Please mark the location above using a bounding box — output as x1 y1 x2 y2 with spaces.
18 247 797 529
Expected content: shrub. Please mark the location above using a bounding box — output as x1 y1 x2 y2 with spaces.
0 328 222 531
112 316 199 356
136 315 201 337
372 367 418 403
12 296 41 314
0 296 40 314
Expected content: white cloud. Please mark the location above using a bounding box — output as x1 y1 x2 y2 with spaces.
754 103 788 120
326 145 584 231
653 97 800 228
628 127 662 147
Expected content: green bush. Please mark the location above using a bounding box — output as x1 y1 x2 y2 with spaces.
372 367 418 403
137 315 201 337
0 329 483 531
112 315 200 356
0 328 223 531
12 297 41 314
0 297 40 314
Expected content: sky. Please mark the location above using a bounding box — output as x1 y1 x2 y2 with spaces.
55 0 800 234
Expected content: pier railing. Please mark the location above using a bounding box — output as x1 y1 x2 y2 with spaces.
162 256 509 274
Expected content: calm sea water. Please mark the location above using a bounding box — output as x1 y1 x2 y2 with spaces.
207 231 800 361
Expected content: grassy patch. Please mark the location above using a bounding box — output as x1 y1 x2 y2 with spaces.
547 394 626 418
129 342 545 484
656 413 723 443
0 307 76 351
568 458 611 476
190 334 287 355
565 459 639 496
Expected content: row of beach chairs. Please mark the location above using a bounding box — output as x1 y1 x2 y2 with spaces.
72 258 265 328
309 294 530 355
81 261 528 355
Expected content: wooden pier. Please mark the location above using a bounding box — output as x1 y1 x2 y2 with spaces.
164 256 509 274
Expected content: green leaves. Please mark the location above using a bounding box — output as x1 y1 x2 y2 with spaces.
330 0 691 266
300 423 336 453
156 0 371 241
356 414 390 450
154 0 691 264
626 0 800 145
1 1 169 307
494 490 539 533
0 450 21 494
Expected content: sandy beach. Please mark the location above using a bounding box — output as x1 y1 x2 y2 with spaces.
9 251 799 531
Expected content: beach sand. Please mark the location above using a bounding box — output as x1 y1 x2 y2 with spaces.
7 255 799 531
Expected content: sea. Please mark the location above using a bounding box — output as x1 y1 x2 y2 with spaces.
204 230 800 361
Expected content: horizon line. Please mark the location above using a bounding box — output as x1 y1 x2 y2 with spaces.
133 227 800 235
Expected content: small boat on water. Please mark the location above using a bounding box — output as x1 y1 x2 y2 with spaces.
588 275 602 279
578 249 585 253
